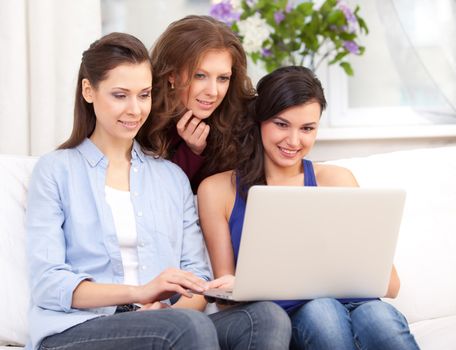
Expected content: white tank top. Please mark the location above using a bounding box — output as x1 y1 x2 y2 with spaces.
105 186 139 286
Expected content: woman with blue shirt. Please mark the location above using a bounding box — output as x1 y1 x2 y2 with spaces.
26 32 291 350
197 66 419 349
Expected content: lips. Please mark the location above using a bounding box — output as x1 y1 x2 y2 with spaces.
196 98 215 105
118 120 140 129
196 98 217 111
278 146 300 158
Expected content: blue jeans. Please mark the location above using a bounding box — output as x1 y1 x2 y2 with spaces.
40 301 291 350
40 308 219 350
210 301 291 349
289 298 420 350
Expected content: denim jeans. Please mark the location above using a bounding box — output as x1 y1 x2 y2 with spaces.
40 308 219 350
289 298 420 350
209 301 292 349
40 301 291 350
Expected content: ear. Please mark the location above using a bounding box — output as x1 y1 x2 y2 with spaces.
81 78 94 103
168 73 175 86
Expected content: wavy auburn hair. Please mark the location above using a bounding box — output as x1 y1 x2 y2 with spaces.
137 15 255 183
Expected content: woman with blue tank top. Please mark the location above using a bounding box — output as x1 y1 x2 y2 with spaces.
197 66 419 349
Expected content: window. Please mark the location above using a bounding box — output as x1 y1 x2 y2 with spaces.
324 0 456 134
101 0 456 138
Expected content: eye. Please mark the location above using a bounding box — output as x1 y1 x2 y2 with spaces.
194 73 206 80
112 93 126 99
140 91 152 99
273 121 288 128
301 126 315 133
218 75 231 82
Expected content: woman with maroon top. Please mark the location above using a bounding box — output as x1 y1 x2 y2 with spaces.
137 15 255 192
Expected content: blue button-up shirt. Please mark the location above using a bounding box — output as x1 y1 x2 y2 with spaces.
25 138 211 349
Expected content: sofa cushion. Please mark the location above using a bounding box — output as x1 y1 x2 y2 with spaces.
0 155 37 346
328 146 456 324
410 315 456 349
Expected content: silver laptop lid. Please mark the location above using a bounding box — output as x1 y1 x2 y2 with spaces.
232 186 406 301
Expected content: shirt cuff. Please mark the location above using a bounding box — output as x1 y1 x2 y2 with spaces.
60 273 93 312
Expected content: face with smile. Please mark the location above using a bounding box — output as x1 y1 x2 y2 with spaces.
83 62 152 145
176 49 232 120
260 101 321 172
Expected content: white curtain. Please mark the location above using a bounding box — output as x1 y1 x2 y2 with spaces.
0 0 101 156
375 0 456 120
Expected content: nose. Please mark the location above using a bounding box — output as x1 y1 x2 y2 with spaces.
286 129 300 147
128 96 141 116
205 78 217 96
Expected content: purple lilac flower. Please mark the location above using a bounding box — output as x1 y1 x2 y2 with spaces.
343 41 360 54
274 10 285 25
338 2 357 23
285 1 294 13
210 0 240 25
262 48 272 57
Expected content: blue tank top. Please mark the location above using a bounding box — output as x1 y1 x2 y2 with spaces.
228 159 373 312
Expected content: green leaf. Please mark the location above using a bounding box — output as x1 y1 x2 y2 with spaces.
357 17 369 34
326 10 345 26
339 61 354 76
329 51 349 64
295 2 313 16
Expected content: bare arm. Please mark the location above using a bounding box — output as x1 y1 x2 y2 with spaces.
72 268 208 309
315 164 359 187
197 172 236 279
384 265 400 298
171 294 208 311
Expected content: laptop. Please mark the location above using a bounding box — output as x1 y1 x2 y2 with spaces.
203 185 406 302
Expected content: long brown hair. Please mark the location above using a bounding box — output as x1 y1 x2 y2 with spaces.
137 15 255 182
59 32 151 149
236 66 327 199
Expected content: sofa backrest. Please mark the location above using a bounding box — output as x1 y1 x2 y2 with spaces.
0 155 37 346
328 146 456 324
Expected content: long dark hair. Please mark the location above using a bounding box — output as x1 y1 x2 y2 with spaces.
236 66 327 198
59 32 151 149
136 15 255 183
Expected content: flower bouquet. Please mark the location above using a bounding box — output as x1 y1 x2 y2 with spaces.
210 0 368 75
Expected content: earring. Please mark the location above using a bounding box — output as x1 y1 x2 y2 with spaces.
170 82 175 90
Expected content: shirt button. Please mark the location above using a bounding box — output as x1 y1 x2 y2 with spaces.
141 265 147 270
139 241 145 247
133 167 138 173
134 191 139 197
137 211 143 217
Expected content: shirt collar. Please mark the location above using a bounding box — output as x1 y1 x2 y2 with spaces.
76 138 105 167
131 139 145 163
76 138 145 167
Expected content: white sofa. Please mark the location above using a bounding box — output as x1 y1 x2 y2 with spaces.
1 146 456 349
